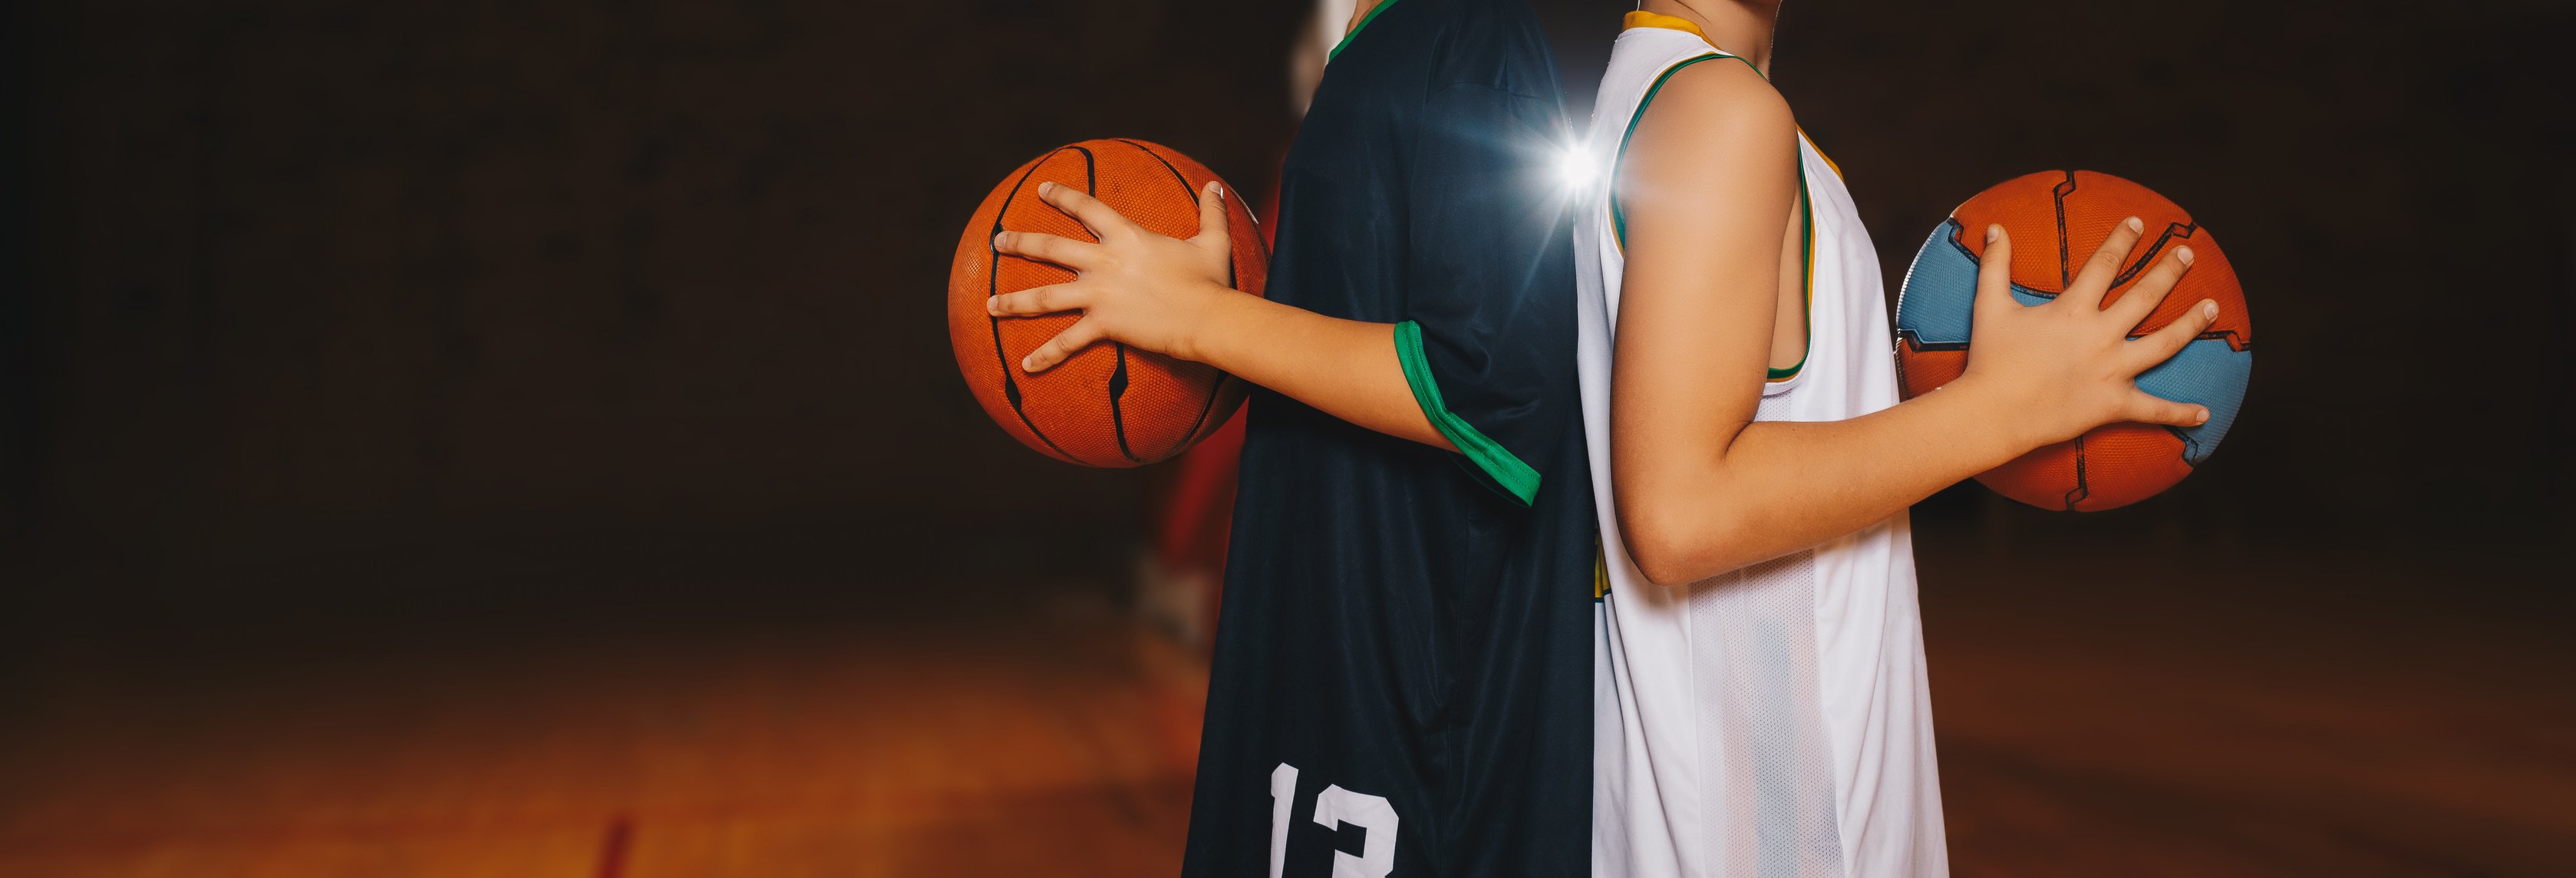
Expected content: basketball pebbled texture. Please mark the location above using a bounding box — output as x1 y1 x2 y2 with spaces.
1894 170 2253 511
948 140 1268 467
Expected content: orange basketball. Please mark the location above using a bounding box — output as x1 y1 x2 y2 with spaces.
949 140 1268 467
1894 170 2254 511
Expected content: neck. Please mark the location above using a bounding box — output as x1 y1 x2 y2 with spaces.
1641 0 1780 77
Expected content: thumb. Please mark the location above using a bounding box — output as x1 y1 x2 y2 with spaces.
1192 180 1231 250
1971 223 2017 323
2123 389 2212 429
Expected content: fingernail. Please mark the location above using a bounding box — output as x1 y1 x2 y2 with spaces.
2175 246 2195 266
993 233 1008 249
987 297 1000 315
1021 355 1037 371
1209 180 1225 200
1038 181 1055 196
2201 300 2218 319
2124 216 2143 233
2197 408 2211 425
1985 224 2000 244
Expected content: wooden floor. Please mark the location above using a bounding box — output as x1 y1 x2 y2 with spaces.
1 530 2569 876
0 587 1209 877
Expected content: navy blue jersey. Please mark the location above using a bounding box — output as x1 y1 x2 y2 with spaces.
1180 1 1594 875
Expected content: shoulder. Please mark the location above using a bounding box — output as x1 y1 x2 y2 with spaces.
1615 57 1798 223
1621 56 1795 185
1639 57 1792 144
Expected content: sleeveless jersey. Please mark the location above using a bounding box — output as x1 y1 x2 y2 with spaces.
1572 13 1951 877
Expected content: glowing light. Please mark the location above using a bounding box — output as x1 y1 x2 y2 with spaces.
1554 140 1598 196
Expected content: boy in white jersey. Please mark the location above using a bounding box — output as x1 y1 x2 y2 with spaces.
1575 2 2228 875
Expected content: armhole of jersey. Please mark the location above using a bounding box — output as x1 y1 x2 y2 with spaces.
1770 149 1813 384
1394 320 1542 507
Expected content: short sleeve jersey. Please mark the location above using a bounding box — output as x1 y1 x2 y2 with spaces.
1179 1 1597 876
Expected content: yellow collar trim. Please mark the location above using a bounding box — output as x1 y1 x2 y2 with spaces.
1622 11 1707 39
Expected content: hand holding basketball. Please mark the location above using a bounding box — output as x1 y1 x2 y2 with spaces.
1954 216 2219 449
990 179 1241 372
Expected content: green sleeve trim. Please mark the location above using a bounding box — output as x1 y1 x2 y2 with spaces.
1328 0 1401 61
1394 321 1542 507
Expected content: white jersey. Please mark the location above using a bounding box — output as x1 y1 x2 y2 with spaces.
1574 13 1949 877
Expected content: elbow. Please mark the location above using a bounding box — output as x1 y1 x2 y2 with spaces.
1617 488 1770 587
1615 492 1723 588
1626 542 1698 590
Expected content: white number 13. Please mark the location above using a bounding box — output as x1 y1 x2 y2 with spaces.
1268 762 1400 878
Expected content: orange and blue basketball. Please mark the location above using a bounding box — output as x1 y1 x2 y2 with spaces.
1894 170 2253 511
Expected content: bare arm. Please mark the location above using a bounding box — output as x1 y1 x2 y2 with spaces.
989 180 1450 451
1612 63 2218 585
1182 286 1447 449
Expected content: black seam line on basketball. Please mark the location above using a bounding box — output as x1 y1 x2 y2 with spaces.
2053 171 2077 289
1950 196 2203 295
1057 145 1144 465
2162 424 2204 467
1115 138 1233 458
2066 432 2092 509
2038 180 2208 325
1945 223 2066 300
1110 344 1141 463
1897 328 2251 358
1932 227 2253 352
2109 221 2198 289
989 147 1080 464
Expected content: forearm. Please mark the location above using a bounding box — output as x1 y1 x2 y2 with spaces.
1618 380 2029 584
1184 288 1453 451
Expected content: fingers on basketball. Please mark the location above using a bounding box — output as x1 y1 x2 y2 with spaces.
1024 319 1107 373
2066 216 2145 309
1972 224 2016 319
1038 181 1133 243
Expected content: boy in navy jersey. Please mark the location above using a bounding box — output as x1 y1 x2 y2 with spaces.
985 1 1591 873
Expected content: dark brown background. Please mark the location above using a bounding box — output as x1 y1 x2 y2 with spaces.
9 1 2571 581
3 0 2571 873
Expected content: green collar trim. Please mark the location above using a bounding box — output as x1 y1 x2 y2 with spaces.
1394 321 1542 507
1330 0 1401 61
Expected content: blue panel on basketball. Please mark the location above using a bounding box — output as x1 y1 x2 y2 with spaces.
2133 338 2254 465
1895 219 2057 347
1895 221 1977 345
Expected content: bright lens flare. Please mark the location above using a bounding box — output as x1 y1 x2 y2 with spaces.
1554 140 1598 196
